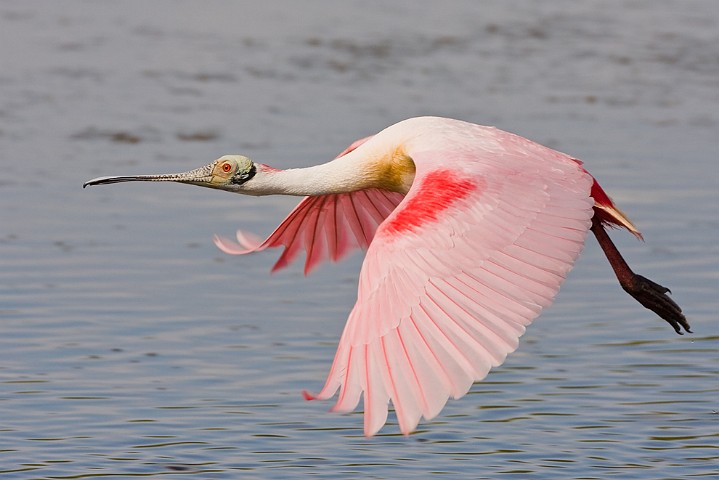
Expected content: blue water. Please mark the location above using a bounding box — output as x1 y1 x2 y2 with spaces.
1 1 718 478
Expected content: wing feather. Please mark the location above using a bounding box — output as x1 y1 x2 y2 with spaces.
364 341 390 435
214 188 405 273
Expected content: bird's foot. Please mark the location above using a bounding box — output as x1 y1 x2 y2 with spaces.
621 274 691 335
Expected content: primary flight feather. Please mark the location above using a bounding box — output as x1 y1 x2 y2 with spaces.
84 116 689 436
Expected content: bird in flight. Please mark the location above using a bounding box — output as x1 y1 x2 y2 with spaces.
84 116 689 436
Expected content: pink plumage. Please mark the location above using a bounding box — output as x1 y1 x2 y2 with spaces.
215 189 404 274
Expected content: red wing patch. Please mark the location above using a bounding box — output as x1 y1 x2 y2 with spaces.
380 169 479 237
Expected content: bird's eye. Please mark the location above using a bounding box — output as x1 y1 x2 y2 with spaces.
221 163 232 173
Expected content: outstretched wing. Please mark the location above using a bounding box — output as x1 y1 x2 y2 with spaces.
214 188 404 274
309 149 595 436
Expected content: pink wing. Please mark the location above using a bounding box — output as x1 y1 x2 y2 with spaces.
309 149 595 435
214 188 404 274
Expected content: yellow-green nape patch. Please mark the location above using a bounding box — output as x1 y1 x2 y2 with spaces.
374 147 416 193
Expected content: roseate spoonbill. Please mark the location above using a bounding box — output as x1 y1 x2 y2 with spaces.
84 116 689 436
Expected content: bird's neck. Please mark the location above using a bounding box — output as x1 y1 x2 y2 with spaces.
242 147 415 197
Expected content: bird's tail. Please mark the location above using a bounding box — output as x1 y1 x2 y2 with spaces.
571 158 643 240
589 178 643 240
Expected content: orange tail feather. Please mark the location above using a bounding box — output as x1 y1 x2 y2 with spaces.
590 178 643 240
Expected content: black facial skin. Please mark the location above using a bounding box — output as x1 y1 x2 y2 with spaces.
232 163 257 185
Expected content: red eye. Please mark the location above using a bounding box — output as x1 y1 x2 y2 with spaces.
222 163 232 173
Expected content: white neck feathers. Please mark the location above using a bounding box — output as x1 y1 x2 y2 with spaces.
241 150 377 197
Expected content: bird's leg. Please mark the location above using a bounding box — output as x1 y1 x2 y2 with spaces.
590 213 691 334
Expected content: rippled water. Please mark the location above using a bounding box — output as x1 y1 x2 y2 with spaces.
1 0 718 478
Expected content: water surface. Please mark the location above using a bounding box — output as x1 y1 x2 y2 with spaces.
1 1 718 478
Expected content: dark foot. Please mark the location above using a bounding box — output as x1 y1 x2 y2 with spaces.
621 274 691 335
